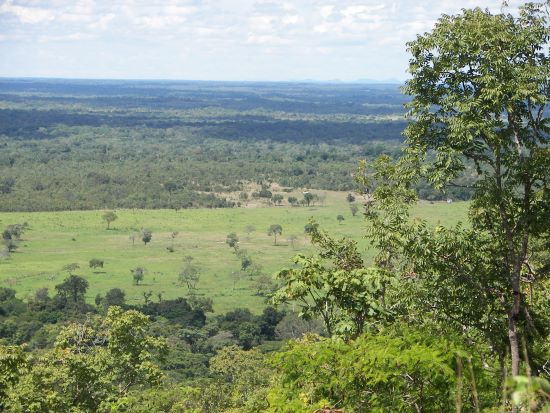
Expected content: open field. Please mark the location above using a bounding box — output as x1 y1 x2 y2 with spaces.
0 191 468 313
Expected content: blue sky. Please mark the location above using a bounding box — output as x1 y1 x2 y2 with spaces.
0 0 526 81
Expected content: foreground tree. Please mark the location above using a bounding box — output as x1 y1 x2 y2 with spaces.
2 307 166 412
402 3 550 377
274 222 390 339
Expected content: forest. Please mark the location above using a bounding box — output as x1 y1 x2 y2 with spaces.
0 2 549 413
0 78 473 211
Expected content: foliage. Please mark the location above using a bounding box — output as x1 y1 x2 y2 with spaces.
179 262 200 291
268 327 496 413
274 222 391 339
55 274 88 304
141 229 152 246
131 267 145 285
2 307 166 413
268 224 283 246
89 258 104 269
402 2 550 376
102 211 118 230
226 232 239 250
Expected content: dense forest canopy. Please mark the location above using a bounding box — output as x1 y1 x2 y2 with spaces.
0 79 471 211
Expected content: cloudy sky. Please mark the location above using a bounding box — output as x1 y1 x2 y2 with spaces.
0 0 526 81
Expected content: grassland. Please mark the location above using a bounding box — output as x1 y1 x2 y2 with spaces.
0 191 468 313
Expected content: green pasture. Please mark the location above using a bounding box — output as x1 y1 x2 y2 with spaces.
0 192 468 313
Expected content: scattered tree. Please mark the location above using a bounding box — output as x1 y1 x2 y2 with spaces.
346 193 355 203
179 262 200 290
303 192 314 206
131 267 145 285
244 225 256 239
350 204 359 217
141 229 152 246
62 263 80 276
287 234 298 249
102 211 118 230
55 275 88 304
226 232 239 250
89 258 104 270
129 231 138 246
268 224 283 245
337 214 345 224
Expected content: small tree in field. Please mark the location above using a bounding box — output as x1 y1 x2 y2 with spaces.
129 232 138 246
337 215 345 225
102 211 117 230
268 224 283 246
226 232 239 251
89 259 104 270
141 229 152 246
287 234 298 249
303 192 314 207
346 193 355 203
131 267 145 285
179 262 200 290
62 263 80 276
350 204 359 217
244 225 256 240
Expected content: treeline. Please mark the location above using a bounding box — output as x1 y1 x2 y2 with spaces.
0 79 475 211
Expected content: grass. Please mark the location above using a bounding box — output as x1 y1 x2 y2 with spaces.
0 191 469 313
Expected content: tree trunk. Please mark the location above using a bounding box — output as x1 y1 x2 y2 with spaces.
508 306 521 376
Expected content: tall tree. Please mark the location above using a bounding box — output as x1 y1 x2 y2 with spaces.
403 3 550 376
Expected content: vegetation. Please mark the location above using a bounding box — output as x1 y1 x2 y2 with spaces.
0 3 548 412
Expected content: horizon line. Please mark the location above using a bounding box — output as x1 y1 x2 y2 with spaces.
0 75 406 85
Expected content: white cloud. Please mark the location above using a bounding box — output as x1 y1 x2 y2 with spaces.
0 0 533 80
248 15 275 32
319 5 334 19
88 13 115 30
340 4 385 21
0 0 55 23
282 14 301 25
246 34 289 45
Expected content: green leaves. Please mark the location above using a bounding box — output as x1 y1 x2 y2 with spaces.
2 307 166 413
268 326 491 412
273 223 393 340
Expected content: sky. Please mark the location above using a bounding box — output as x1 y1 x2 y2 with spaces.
0 0 527 82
